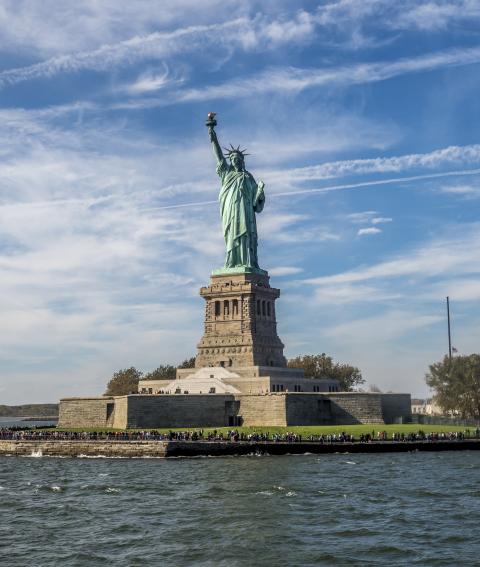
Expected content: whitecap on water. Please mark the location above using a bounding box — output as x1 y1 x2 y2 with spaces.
286 491 297 497
275 486 285 491
344 461 356 465
98 473 109 477
105 487 120 493
137 455 165 459
51 486 63 492
77 454 111 459
255 490 273 496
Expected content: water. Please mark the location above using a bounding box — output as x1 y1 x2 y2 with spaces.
0 417 57 428
1 452 479 566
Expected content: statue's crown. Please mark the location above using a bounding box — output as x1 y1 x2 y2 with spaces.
223 144 249 159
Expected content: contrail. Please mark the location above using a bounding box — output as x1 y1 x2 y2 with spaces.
147 199 218 211
147 168 480 211
274 168 480 197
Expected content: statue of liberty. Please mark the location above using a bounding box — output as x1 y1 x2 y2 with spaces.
206 113 265 273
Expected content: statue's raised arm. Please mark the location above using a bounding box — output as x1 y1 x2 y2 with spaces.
206 112 224 166
205 112 266 275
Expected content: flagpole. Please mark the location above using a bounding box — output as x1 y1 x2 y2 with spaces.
447 296 452 360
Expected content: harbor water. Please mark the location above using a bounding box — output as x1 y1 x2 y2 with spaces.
1 451 479 566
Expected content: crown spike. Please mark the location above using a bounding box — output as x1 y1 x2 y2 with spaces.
222 144 250 159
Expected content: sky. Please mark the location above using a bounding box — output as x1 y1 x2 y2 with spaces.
0 0 479 404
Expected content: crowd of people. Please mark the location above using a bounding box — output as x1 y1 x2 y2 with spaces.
1 427 479 443
0 429 170 441
390 430 471 441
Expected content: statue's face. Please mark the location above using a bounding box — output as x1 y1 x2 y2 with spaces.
230 152 244 171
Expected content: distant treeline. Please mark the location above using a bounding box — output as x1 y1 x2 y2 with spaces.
0 404 59 417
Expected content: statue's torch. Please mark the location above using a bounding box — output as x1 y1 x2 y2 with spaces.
206 112 217 129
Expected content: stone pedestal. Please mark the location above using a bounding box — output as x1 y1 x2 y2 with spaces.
195 271 287 369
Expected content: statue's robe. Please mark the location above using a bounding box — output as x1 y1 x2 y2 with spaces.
216 158 264 269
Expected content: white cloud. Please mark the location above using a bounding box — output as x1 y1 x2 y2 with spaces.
357 227 382 236
372 217 393 224
273 144 480 184
0 11 320 90
262 10 315 43
0 19 244 89
440 184 480 197
326 310 443 342
307 224 480 285
269 266 304 277
241 114 402 166
346 211 378 223
1 1 478 91
273 169 480 199
314 283 401 305
8 39 477 106
315 0 480 40
394 0 480 31
175 46 480 103
256 211 340 244
124 66 182 94
425 278 480 302
0 0 234 55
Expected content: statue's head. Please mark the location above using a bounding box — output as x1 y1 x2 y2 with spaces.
224 145 249 172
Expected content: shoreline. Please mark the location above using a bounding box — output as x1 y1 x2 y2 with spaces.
0 416 58 422
1 438 480 458
19 417 58 422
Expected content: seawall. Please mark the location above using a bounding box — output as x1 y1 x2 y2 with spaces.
0 440 168 457
1 439 480 457
165 439 480 456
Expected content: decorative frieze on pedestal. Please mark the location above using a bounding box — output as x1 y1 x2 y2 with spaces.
195 271 287 369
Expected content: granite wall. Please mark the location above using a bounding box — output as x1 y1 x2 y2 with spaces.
58 391 411 429
237 394 286 426
326 393 385 424
283 393 406 425
124 394 235 428
284 394 331 425
380 394 412 423
58 397 115 429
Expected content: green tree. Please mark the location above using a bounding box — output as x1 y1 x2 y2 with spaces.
143 364 176 381
287 353 364 392
178 356 196 369
426 354 480 419
105 367 143 396
142 357 196 381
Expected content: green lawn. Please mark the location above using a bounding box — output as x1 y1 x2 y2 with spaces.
50 423 475 437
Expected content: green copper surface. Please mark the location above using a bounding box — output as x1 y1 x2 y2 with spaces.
207 114 265 272
211 266 268 276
